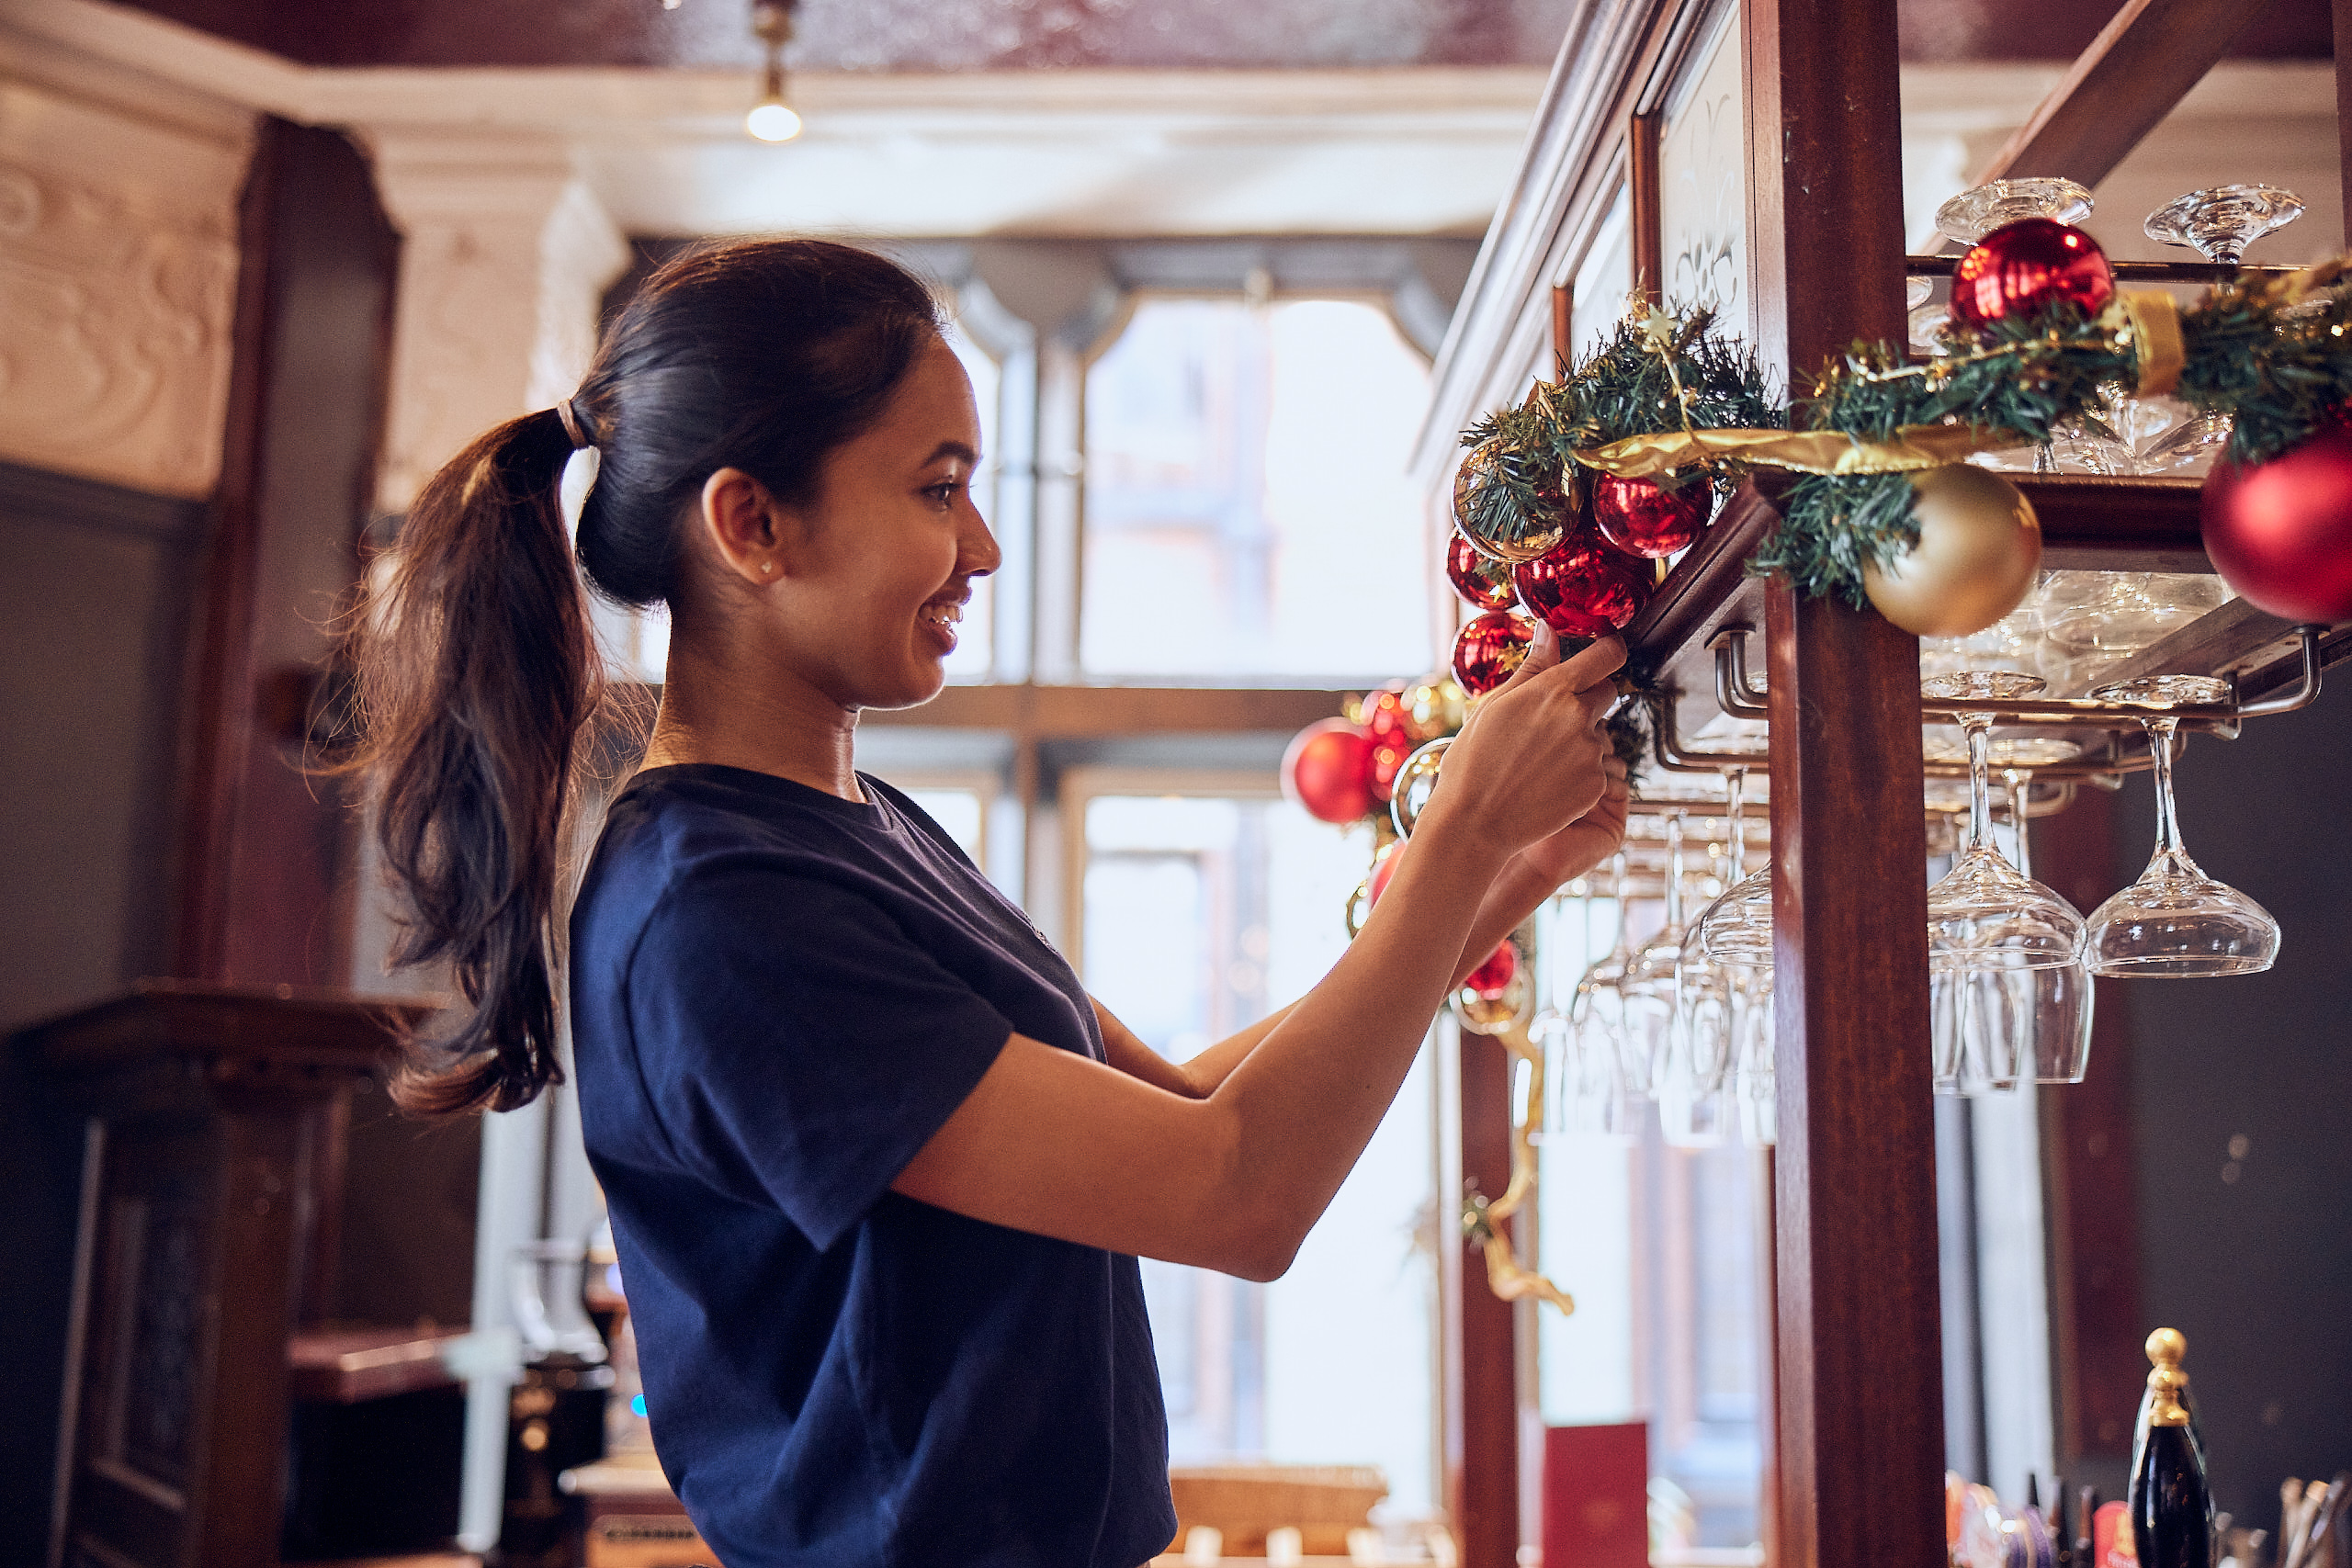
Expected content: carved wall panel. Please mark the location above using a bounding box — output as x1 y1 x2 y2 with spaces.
0 79 246 500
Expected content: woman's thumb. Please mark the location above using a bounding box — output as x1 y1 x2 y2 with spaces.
1489 619 1559 695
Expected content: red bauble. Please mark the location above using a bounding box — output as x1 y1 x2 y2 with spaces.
2200 425 2352 622
1446 531 1521 610
1282 718 1375 824
1465 942 1518 999
1512 537 1654 637
1451 611 1534 696
1363 689 1415 804
1949 218 2113 330
1368 841 1404 907
1593 475 1710 558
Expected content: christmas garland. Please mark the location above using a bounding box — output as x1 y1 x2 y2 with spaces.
1453 221 2352 618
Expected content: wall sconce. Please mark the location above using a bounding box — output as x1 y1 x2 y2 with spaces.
745 0 803 142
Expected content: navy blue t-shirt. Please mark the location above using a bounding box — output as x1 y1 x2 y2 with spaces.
569 763 1176 1568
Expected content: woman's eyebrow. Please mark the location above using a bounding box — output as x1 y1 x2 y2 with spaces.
923 440 980 467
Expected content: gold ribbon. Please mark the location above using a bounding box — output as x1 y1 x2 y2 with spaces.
2118 289 2187 397
1566 422 2029 479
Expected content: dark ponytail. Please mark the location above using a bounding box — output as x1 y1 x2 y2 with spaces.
347 239 942 1114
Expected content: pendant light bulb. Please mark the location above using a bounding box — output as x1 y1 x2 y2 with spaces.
744 1 802 143
746 97 801 142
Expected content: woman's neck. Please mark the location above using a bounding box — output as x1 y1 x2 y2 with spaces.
638 637 864 802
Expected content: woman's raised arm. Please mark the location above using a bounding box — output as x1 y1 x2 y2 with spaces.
894 631 1626 1278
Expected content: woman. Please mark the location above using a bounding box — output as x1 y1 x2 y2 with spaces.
353 239 1627 1568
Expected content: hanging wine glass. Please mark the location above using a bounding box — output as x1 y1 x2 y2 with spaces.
1666 779 1747 1147
1922 672 2091 1094
1732 964 1775 1146
1922 671 2089 966
1621 809 1690 1100
2085 676 2280 976
2140 186 2307 474
1568 852 1642 1111
2040 572 2233 666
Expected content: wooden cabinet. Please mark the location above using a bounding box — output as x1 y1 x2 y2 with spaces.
16 981 429 1568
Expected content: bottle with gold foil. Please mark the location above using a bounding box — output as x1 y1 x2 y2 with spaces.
2129 1328 2215 1568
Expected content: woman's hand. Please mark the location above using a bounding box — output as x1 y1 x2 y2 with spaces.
1512 750 1629 887
1415 624 1626 864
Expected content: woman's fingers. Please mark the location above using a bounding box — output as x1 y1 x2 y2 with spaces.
1488 620 1561 697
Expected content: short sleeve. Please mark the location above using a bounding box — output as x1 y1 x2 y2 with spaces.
626 858 1014 1250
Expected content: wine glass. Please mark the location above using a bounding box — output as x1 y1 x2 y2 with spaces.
1621 809 1691 1100
2085 676 2280 976
1568 852 1642 1101
1922 672 2087 969
1666 780 1751 1147
1551 887 1638 1144
2140 186 2307 473
2041 573 2233 662
1934 177 2094 245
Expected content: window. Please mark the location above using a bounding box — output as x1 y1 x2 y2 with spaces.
1080 297 1436 680
1069 775 1438 1516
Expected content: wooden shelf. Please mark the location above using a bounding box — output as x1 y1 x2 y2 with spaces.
288 1326 467 1404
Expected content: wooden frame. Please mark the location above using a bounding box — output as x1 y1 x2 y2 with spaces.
1424 4 2352 1565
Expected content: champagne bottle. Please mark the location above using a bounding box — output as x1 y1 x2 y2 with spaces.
2131 1328 2215 1568
2133 1326 2208 1468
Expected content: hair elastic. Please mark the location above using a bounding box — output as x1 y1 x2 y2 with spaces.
555 396 594 449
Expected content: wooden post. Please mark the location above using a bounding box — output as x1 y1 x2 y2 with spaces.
1447 1029 1521 1568
1629 113 1664 306
2337 0 2352 250
1745 3 1946 1567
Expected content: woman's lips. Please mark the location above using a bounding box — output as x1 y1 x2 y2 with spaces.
919 597 964 652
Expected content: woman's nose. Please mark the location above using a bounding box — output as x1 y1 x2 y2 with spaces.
961 509 1003 578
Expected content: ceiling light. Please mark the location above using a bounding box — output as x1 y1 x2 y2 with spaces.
745 1 803 143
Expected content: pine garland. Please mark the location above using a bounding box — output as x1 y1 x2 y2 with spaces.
1459 259 2352 610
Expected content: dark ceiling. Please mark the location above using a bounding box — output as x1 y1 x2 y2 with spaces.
113 0 2334 70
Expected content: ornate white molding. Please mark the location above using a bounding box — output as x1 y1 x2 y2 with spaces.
371 139 629 512
0 73 247 499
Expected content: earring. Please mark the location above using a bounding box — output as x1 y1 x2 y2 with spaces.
761 560 775 575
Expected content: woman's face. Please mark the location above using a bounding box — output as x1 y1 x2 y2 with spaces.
775 333 1001 710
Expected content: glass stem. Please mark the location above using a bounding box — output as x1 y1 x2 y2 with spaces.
2146 717 2188 859
1611 851 1630 954
1964 717 1994 855
2005 769 2034 881
1724 767 1747 877
1665 809 1686 930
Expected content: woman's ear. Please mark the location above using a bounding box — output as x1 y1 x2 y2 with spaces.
698 468 792 587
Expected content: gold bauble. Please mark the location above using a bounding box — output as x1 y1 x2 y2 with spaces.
1453 441 1574 563
1403 677 1467 742
1861 466 2041 637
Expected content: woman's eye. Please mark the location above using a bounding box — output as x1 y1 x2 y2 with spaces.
927 481 964 509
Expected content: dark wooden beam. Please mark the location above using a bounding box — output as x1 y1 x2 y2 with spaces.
1747 6 1948 1568
1630 110 1664 304
1972 0 2280 189
2337 0 2352 249
174 118 285 981
2018 476 2210 571
1552 282 1574 378
1448 1029 1521 1568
